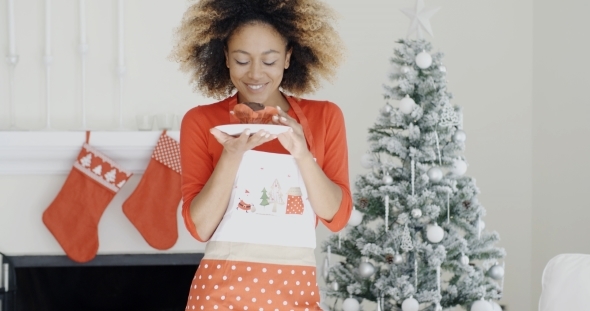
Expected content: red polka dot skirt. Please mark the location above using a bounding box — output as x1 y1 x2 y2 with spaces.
186 259 321 311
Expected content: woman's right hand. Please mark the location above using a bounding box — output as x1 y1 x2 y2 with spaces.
209 127 276 157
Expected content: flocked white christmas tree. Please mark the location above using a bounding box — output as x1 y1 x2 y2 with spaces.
320 2 506 311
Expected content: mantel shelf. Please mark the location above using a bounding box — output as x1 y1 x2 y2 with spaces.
0 131 179 175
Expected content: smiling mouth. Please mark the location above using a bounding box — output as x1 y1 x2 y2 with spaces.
246 83 267 90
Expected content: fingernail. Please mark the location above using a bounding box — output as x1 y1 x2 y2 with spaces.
288 128 293 133
272 115 278 120
265 134 270 138
245 129 250 135
259 131 266 136
281 117 287 122
277 106 282 111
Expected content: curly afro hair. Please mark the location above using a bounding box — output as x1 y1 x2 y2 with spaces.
169 0 345 99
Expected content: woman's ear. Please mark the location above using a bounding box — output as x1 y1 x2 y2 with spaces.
285 47 293 69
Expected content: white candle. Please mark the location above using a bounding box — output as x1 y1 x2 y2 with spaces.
45 0 51 55
7 0 16 55
118 0 125 67
79 0 86 45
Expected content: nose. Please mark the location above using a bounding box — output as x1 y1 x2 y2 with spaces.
247 61 264 80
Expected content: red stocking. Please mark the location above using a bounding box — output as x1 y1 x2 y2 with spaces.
42 132 132 263
123 131 181 250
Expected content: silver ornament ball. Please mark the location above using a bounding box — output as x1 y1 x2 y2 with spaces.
411 209 422 218
401 296 420 311
358 260 376 278
342 297 361 311
382 104 393 114
399 95 416 114
450 158 468 176
393 254 404 264
427 167 443 183
415 51 433 69
453 129 467 143
330 281 339 291
470 299 493 311
460 254 470 265
479 220 486 230
488 264 505 280
347 209 364 226
383 174 393 185
426 223 445 243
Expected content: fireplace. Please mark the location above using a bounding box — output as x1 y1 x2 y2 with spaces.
3 253 202 311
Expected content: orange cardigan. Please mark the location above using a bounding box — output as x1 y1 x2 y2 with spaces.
180 94 352 242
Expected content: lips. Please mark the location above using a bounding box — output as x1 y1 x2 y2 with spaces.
245 82 268 92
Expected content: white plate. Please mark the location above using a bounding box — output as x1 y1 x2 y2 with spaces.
215 124 290 136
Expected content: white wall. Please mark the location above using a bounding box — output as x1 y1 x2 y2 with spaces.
0 0 532 310
532 0 590 309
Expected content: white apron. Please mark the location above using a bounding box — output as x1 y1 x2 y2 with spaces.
186 99 322 311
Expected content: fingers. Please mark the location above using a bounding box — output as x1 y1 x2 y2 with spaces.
246 130 276 148
210 127 232 144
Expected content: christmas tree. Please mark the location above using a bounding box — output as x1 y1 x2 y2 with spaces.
319 4 506 311
260 187 270 207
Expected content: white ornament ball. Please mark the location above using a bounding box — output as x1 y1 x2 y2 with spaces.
488 264 505 280
438 65 447 73
450 159 468 176
426 223 445 243
330 281 339 291
401 296 419 311
470 299 493 311
347 209 364 226
415 51 433 69
358 260 376 278
401 65 411 74
427 167 443 183
490 301 502 311
453 129 467 143
460 254 470 265
383 174 393 185
399 95 416 114
411 209 422 218
342 297 360 311
393 254 404 264
382 104 393 114
360 153 374 169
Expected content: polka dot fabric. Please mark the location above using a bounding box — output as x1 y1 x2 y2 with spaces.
153 133 181 174
186 259 321 310
286 187 304 215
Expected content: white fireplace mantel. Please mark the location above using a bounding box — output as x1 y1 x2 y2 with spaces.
0 131 180 175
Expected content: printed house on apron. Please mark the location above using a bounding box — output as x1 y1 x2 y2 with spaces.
286 187 304 215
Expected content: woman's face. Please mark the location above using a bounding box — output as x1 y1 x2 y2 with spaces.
225 23 292 105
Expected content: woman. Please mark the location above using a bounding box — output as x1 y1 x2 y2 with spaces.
170 0 352 309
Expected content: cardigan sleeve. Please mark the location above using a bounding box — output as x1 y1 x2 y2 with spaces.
179 107 214 242
317 102 353 232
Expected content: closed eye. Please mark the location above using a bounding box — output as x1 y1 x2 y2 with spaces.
264 61 276 66
235 60 249 65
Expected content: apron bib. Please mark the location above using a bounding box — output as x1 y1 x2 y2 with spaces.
186 97 322 311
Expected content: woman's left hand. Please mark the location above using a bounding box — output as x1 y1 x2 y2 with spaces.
272 107 310 159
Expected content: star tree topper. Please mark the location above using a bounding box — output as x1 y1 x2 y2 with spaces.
401 0 441 39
